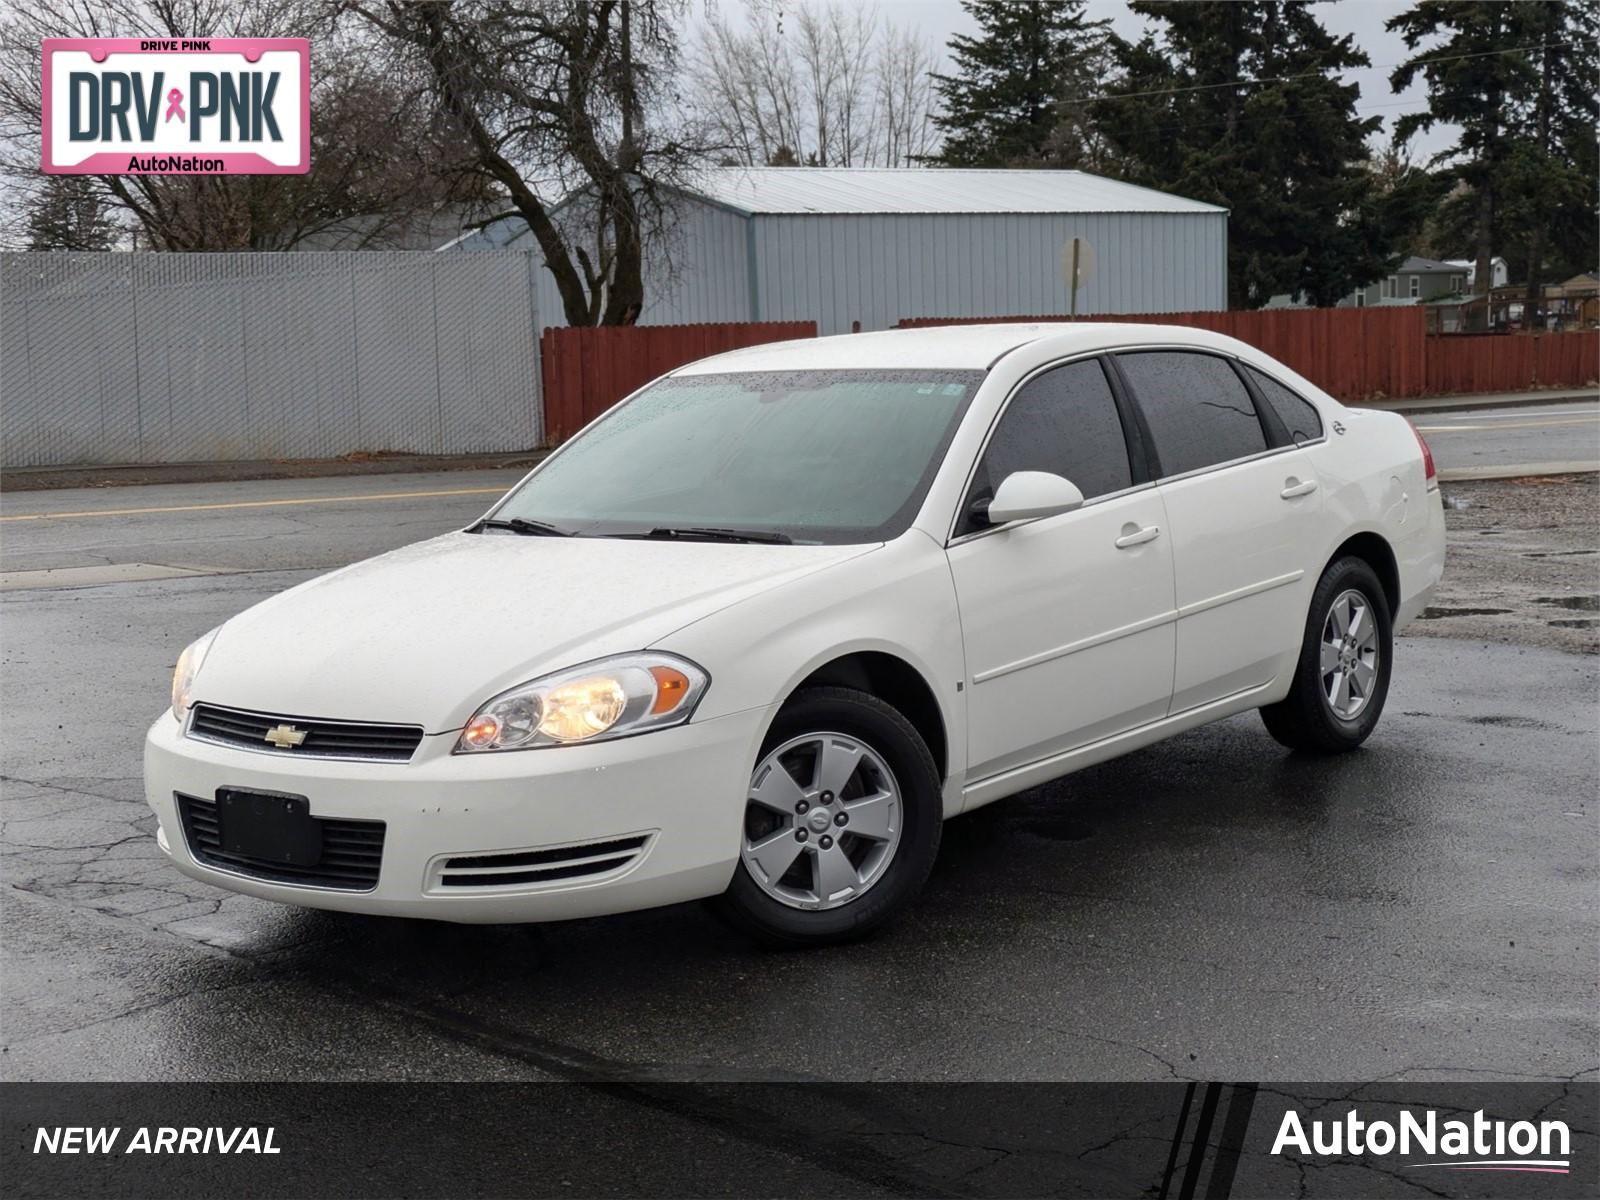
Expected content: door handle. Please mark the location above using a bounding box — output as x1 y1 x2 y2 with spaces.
1115 524 1161 549
1280 478 1318 499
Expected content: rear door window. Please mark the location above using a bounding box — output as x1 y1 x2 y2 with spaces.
1116 352 1268 477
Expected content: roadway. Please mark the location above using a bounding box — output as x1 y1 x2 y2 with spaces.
1 465 1594 1087
1411 396 1600 479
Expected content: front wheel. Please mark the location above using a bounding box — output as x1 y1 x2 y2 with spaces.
710 686 942 947
1260 556 1393 753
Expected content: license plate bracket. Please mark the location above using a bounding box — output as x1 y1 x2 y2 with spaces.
215 788 321 866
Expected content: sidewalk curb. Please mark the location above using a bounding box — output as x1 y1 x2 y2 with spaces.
0 451 547 494
1370 389 1598 416
1437 462 1599 483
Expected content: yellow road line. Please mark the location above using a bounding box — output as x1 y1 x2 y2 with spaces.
1415 417 1600 433
0 486 507 523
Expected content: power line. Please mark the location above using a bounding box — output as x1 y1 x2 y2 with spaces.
1051 38 1586 109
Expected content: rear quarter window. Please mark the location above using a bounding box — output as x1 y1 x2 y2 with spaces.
1246 366 1325 443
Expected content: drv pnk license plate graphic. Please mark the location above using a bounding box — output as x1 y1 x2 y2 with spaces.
42 38 309 175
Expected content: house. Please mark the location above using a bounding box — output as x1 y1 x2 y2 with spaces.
440 167 1228 334
1341 256 1469 308
1545 272 1599 329
1443 256 1509 291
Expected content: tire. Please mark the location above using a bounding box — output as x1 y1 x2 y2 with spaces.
1260 556 1394 753
710 685 942 948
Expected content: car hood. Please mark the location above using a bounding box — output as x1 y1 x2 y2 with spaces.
193 532 876 732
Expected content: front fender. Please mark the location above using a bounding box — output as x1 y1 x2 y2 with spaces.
653 531 969 813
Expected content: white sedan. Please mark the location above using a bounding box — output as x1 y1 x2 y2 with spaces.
145 323 1445 946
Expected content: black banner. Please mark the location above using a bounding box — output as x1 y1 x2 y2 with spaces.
5 1082 1595 1198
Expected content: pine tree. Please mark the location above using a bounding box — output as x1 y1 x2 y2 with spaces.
1094 2 1393 309
24 176 120 251
929 0 1110 167
1393 1 1598 323
1389 1 1540 324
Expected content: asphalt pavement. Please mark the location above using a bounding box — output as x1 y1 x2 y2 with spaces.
1 472 1595 1085
1414 397 1600 479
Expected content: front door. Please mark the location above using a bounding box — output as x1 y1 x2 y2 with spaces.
946 357 1177 783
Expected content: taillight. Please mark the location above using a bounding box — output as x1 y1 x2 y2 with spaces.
1408 419 1437 487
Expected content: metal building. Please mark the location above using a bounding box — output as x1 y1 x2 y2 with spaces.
444 167 1228 335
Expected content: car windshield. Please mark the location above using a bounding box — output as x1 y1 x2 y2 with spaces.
490 369 985 544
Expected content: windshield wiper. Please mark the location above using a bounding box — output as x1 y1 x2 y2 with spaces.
469 517 572 537
641 526 793 545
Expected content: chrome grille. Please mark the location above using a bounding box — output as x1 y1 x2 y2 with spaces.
188 704 424 762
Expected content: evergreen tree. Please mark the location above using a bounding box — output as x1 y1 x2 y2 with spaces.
1388 1 1538 322
930 0 1110 167
1392 1 1597 322
24 177 120 250
1094 2 1397 309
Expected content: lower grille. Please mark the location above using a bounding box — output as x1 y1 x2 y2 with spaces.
176 793 385 891
438 835 650 889
187 704 423 763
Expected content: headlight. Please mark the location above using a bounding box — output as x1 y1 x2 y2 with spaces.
170 628 220 722
455 653 709 753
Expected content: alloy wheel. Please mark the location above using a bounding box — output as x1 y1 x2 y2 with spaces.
1320 588 1380 720
741 731 903 911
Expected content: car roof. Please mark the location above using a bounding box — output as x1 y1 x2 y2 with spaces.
674 322 1250 374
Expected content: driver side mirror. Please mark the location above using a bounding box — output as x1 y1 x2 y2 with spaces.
980 471 1086 525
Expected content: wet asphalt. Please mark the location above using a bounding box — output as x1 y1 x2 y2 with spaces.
1 473 1595 1084
1417 398 1600 475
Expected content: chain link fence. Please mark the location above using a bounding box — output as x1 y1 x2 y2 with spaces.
0 251 543 468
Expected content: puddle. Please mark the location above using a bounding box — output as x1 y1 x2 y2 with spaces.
1420 606 1512 619
1549 618 1597 630
1534 595 1600 611
1466 715 1554 730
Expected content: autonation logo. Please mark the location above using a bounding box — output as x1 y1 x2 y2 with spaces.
1273 1106 1572 1175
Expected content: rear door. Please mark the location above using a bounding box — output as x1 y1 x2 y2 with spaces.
946 357 1176 782
1112 350 1326 714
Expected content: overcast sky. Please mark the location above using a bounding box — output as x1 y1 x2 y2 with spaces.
721 0 1458 160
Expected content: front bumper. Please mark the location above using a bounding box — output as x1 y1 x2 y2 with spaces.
144 705 772 923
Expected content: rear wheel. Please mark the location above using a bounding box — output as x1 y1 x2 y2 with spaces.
711 686 942 947
1260 556 1393 753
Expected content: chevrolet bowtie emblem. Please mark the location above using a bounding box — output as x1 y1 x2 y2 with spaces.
264 724 307 749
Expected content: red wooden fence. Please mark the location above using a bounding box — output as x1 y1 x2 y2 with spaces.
896 309 1596 403
540 320 816 442
1423 332 1599 397
540 313 1594 441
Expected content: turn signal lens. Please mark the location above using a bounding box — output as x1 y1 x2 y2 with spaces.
648 665 692 715
538 677 628 741
454 653 709 754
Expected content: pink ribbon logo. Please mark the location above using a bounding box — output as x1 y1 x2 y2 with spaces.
164 88 185 123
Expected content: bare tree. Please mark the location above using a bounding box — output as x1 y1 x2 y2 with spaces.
694 0 939 168
697 0 805 164
351 0 703 326
793 3 876 165
876 24 939 167
0 0 479 250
